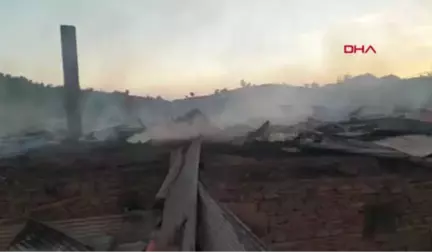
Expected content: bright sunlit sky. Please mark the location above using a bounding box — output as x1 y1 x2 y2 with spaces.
0 0 432 98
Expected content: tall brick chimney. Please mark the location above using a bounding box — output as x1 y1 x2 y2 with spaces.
60 25 82 140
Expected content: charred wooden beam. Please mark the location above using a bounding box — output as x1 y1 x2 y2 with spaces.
60 25 82 140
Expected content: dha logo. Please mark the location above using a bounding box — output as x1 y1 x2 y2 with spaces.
344 45 376 54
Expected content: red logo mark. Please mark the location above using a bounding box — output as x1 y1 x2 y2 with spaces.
344 45 376 54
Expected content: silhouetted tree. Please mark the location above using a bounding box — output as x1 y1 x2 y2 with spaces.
343 74 352 82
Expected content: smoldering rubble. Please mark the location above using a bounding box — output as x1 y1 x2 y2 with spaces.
3 74 432 251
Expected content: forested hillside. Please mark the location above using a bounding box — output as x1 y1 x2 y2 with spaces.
0 72 431 136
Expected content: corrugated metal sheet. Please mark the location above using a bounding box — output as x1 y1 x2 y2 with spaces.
375 135 432 157
301 137 408 158
197 182 266 251
351 117 432 134
0 223 24 251
53 213 153 239
8 219 92 251
0 212 154 251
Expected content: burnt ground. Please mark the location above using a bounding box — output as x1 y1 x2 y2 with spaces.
200 142 432 184
2 140 432 250
200 142 432 251
0 142 170 222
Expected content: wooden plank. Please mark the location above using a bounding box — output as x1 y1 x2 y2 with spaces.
155 140 201 251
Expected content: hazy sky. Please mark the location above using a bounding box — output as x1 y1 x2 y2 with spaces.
0 0 431 98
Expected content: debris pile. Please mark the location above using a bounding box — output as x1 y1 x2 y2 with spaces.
230 111 432 162
131 109 220 143
6 212 156 251
2 94 432 251
84 118 146 142
0 129 60 159
8 220 92 251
